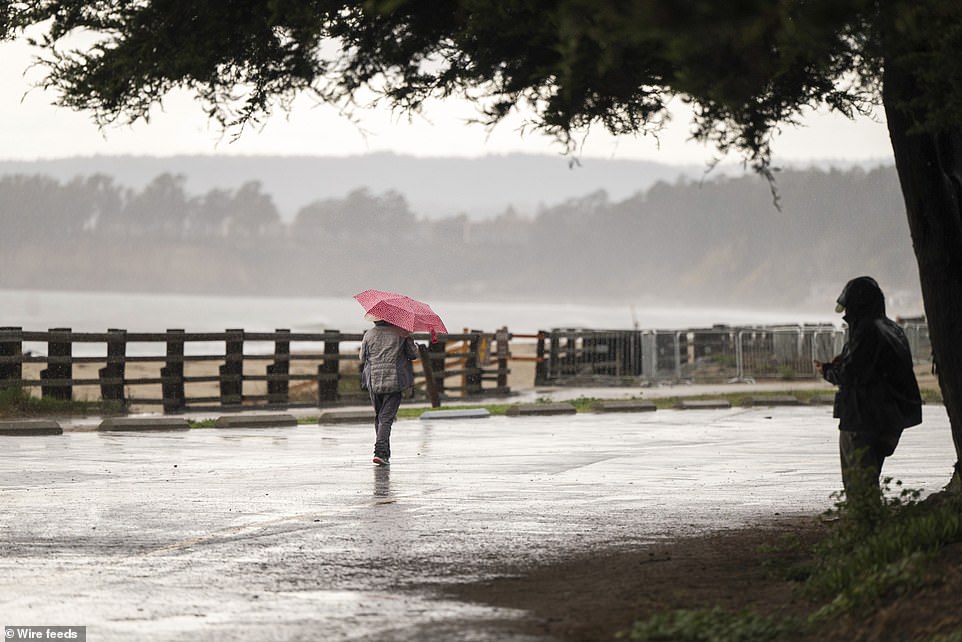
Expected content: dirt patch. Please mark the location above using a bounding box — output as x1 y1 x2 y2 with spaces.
444 515 962 641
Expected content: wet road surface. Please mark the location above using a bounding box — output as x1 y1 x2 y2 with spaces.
1 405 954 641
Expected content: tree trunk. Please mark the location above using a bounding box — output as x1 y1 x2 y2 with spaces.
884 64 962 482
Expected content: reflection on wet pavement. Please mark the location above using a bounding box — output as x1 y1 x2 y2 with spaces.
373 465 392 500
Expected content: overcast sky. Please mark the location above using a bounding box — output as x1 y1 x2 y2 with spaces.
1 39 896 165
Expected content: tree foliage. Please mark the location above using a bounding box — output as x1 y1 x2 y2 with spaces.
0 172 281 243
8 1 958 171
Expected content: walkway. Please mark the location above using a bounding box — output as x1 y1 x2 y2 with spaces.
1 404 954 641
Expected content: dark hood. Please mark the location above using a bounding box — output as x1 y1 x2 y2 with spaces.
837 275 885 323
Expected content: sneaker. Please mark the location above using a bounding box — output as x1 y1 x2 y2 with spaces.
373 456 390 467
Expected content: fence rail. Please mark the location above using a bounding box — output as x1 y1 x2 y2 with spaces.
0 327 511 413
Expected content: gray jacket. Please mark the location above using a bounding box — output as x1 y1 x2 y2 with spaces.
359 322 419 393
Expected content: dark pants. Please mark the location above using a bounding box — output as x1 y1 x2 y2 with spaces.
370 391 402 459
839 428 902 498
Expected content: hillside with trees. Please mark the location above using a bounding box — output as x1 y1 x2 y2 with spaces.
0 164 918 311
0 153 700 221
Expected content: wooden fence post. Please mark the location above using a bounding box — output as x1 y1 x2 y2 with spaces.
267 328 290 406
417 344 441 407
429 338 446 398
464 333 483 395
99 328 127 404
535 331 547 386
495 327 510 392
40 328 72 401
220 329 244 407
161 329 186 413
317 330 340 403
0 326 23 387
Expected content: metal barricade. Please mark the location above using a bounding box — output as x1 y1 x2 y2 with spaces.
543 324 849 385
900 322 932 366
736 325 844 382
541 329 644 384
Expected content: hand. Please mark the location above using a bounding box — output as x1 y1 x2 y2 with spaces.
814 360 824 375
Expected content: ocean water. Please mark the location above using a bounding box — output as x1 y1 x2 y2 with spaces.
0 288 840 335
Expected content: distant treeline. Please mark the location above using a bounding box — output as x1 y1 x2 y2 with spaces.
0 166 920 309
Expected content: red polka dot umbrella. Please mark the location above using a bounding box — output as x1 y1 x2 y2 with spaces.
353 289 448 341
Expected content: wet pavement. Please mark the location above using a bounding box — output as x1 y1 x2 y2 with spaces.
1 404 955 641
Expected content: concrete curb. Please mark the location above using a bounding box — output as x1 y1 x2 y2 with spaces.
809 394 836 405
98 417 191 432
740 395 802 407
592 400 657 413
674 399 732 410
318 410 375 424
420 409 491 420
506 402 577 416
214 414 298 429
0 419 63 436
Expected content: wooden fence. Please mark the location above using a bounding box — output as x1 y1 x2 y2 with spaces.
0 327 511 413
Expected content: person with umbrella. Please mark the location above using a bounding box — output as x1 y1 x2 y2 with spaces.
358 314 418 466
355 290 447 466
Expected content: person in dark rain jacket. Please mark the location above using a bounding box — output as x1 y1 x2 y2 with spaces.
815 276 923 497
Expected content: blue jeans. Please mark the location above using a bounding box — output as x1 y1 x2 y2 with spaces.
370 391 402 459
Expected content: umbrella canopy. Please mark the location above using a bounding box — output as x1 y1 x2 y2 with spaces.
354 290 448 340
